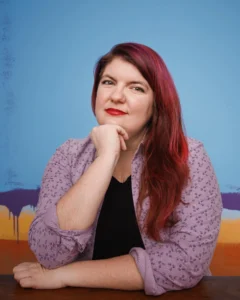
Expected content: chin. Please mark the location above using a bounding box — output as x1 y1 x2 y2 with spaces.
98 117 121 126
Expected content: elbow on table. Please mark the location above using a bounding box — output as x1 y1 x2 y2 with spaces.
151 268 206 296
29 244 77 269
171 269 206 291
28 233 78 270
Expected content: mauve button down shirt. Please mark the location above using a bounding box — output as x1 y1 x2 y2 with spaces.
28 136 222 296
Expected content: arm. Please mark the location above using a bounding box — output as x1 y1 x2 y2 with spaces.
56 124 126 231
29 140 116 268
29 139 90 269
60 254 144 290
130 141 223 296
56 149 117 231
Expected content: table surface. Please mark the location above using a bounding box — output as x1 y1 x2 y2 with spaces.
1 275 240 299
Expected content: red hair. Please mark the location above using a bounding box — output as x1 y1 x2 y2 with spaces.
91 43 189 241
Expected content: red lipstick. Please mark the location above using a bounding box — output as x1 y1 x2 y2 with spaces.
105 108 126 116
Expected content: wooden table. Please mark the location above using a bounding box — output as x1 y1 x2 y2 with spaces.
1 275 240 299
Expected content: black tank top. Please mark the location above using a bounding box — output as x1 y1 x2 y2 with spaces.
92 176 145 260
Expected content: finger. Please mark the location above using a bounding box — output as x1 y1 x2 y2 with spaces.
13 262 34 273
28 262 41 270
119 135 127 151
116 126 129 140
14 270 32 282
19 277 34 288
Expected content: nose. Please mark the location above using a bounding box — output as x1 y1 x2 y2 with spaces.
110 86 126 103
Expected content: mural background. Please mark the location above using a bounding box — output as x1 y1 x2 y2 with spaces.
0 0 239 275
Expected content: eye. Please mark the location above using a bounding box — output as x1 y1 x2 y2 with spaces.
101 80 113 85
133 86 145 93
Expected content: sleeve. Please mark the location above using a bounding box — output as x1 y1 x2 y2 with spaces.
129 141 223 296
28 139 94 269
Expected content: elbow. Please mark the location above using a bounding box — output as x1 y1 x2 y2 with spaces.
151 266 206 295
28 224 77 269
29 240 76 269
171 267 206 290
146 274 203 296
28 238 62 269
28 216 92 269
178 274 203 290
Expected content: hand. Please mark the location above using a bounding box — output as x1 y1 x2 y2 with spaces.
90 124 129 159
13 262 66 289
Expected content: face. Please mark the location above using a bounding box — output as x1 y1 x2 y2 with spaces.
95 57 154 139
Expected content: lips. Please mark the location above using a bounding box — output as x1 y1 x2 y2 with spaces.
105 108 127 116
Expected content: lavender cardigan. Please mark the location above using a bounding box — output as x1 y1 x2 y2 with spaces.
28 136 222 296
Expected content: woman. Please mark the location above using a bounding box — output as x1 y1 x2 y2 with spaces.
13 43 222 296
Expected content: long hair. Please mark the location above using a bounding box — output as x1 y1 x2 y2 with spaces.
91 43 189 241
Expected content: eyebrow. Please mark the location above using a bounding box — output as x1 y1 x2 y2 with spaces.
101 74 149 90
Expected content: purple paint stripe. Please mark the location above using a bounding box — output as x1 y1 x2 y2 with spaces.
221 193 240 211
0 189 240 216
0 188 40 217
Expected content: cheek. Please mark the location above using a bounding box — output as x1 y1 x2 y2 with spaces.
133 103 153 127
144 97 154 118
134 101 153 119
95 93 106 122
147 103 154 118
96 89 107 107
95 90 104 107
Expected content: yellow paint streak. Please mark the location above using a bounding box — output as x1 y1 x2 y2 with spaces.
0 206 34 241
217 219 240 243
1 205 240 244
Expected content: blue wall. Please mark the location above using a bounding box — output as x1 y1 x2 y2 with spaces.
1 0 239 198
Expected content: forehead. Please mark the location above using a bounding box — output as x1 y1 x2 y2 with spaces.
102 57 147 82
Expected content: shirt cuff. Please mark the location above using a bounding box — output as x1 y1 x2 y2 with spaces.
130 247 165 296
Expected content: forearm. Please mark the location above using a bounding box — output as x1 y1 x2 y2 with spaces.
56 153 118 231
59 254 144 290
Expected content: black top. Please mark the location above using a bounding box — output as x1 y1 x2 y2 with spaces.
92 176 145 260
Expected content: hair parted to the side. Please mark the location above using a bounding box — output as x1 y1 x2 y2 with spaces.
91 42 190 241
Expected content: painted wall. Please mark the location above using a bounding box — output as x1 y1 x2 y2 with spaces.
0 0 239 275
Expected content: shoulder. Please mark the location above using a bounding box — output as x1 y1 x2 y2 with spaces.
186 136 208 166
186 136 203 152
184 137 220 195
184 137 220 199
56 136 93 152
178 137 221 212
54 136 95 162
